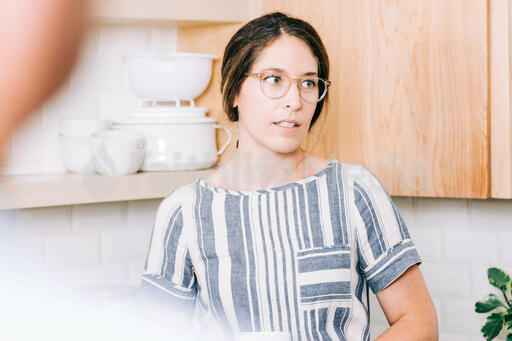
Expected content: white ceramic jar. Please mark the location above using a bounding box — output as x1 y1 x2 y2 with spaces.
112 116 231 171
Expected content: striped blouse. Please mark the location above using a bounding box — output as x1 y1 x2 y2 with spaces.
136 159 422 340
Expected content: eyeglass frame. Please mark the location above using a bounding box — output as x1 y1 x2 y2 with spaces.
245 69 332 103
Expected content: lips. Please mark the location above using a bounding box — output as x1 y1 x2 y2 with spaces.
274 120 301 127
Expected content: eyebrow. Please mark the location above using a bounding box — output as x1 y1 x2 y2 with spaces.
263 67 318 77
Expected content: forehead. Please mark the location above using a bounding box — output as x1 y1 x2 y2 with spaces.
251 35 318 74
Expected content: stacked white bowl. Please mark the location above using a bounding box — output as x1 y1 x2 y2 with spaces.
58 119 112 174
90 129 145 176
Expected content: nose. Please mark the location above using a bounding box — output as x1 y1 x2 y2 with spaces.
283 79 302 110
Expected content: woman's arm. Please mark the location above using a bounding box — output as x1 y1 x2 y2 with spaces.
374 264 439 341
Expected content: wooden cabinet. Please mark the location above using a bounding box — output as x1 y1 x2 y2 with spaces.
490 0 512 198
258 0 489 198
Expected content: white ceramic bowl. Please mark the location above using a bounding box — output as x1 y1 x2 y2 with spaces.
59 118 111 137
92 148 144 176
91 129 145 150
59 134 92 149
60 148 96 174
123 52 217 101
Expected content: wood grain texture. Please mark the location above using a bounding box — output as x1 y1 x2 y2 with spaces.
89 0 247 25
259 0 489 198
490 0 512 198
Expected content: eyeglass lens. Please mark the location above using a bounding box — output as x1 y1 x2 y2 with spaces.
259 71 328 102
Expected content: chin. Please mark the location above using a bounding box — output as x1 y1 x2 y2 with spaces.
270 143 302 154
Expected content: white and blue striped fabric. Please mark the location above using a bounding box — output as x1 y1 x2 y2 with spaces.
137 159 422 340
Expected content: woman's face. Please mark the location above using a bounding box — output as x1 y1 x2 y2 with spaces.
233 34 318 155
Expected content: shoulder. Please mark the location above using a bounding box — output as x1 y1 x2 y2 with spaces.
150 183 197 247
156 182 197 217
334 162 394 205
342 162 383 189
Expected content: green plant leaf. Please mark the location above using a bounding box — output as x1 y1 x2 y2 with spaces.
476 294 507 313
507 334 512 341
508 282 512 304
488 268 512 291
506 318 512 330
482 313 505 341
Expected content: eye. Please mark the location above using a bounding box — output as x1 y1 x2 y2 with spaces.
263 74 282 85
301 79 317 89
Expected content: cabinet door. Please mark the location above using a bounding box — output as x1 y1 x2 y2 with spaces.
259 0 489 198
490 0 512 199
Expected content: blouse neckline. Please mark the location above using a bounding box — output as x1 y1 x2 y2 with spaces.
195 159 339 196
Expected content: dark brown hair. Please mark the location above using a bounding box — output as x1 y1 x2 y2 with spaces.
220 12 330 133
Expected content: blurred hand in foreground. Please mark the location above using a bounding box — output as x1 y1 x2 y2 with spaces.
0 0 88 165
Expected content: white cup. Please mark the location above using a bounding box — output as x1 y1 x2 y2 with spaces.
233 331 292 341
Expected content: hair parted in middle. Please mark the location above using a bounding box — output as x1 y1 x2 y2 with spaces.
220 11 330 133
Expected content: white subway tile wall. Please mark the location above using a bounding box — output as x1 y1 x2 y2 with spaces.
443 229 498 264
45 232 102 269
420 262 470 299
14 205 72 237
73 263 130 288
72 202 127 232
470 199 512 230
0 24 510 340
126 199 161 229
407 226 442 261
100 227 153 263
413 197 470 230
128 261 146 287
369 197 512 340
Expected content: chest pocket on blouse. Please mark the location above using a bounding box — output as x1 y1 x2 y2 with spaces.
295 244 352 306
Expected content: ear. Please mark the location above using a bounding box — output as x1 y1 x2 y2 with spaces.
233 94 239 108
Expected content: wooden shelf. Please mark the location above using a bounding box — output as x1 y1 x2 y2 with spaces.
88 0 247 25
0 168 215 210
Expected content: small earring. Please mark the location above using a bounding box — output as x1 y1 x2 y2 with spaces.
236 139 239 148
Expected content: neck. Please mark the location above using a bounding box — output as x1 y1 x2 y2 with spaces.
222 148 316 191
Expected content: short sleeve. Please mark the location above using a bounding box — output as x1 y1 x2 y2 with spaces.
135 189 197 317
350 164 422 294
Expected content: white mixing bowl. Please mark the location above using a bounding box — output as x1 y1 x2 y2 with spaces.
123 52 217 101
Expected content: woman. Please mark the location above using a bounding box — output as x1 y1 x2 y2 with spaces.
137 12 438 341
